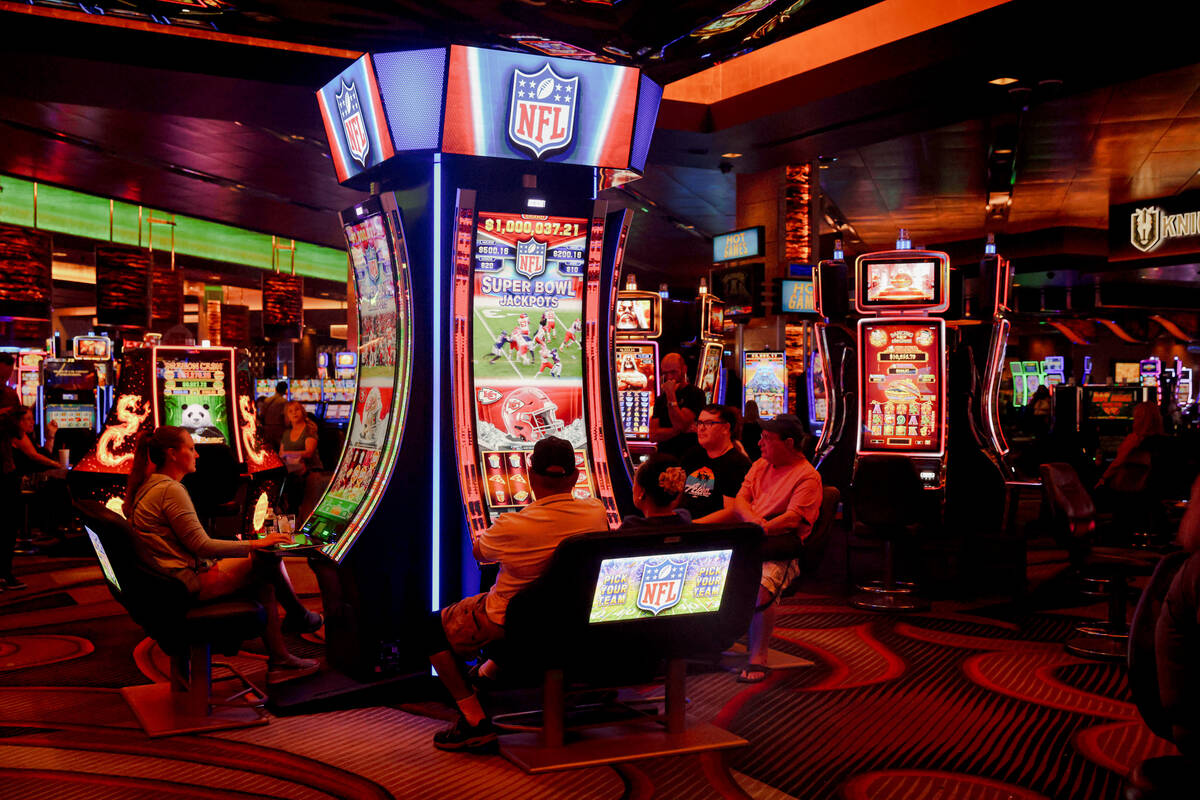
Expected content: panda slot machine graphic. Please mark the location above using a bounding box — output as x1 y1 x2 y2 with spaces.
465 209 596 518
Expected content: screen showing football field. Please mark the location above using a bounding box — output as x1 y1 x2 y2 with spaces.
589 549 733 624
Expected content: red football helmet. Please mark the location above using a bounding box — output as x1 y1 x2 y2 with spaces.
502 386 565 441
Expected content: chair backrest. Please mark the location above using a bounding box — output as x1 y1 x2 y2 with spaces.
801 486 841 573
1127 550 1189 743
1039 462 1096 539
504 522 763 680
74 499 192 649
852 455 923 528
182 443 244 508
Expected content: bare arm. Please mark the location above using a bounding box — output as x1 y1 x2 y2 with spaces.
15 436 61 470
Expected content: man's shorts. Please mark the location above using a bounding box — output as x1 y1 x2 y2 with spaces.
761 558 800 600
440 593 506 657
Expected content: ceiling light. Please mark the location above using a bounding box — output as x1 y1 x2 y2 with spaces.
993 148 1013 155
989 77 1018 86
721 152 742 158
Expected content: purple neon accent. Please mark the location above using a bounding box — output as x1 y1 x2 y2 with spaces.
629 75 663 172
372 49 448 152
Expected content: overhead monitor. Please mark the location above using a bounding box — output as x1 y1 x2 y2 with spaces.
1114 362 1141 384
1082 386 1140 424
153 347 236 446
73 335 113 361
589 549 733 624
858 319 946 456
614 290 661 338
699 294 725 339
615 342 657 441
742 351 787 420
1044 355 1065 372
855 251 950 314
697 341 723 405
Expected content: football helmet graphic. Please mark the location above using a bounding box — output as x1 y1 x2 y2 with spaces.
502 386 565 442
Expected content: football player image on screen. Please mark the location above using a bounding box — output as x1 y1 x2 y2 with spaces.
562 318 582 349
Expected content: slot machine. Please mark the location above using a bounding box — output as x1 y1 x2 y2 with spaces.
810 245 857 493
1044 355 1066 387
297 45 659 685
974 241 1013 467
255 378 281 401
39 345 113 462
1140 357 1162 401
806 349 827 437
696 293 726 405
334 351 357 380
71 345 285 524
742 351 787 420
853 244 949 492
290 379 323 417
613 285 662 471
16 350 46 409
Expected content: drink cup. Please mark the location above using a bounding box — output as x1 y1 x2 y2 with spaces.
58 449 70 467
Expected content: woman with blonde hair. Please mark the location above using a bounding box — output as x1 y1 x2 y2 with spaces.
280 401 322 514
125 426 322 683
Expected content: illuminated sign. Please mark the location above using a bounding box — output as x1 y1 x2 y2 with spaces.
1111 191 1200 260
316 54 396 184
507 63 578 159
779 278 816 313
712 227 764 263
589 549 733 623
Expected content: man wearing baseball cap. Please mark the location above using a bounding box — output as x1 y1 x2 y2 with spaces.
707 413 822 683
425 436 608 752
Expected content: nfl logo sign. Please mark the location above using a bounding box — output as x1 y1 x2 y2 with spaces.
636 558 688 616
508 64 579 159
336 80 370 167
515 238 547 280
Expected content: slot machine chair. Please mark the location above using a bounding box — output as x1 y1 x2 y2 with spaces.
763 486 841 591
849 455 929 612
488 522 763 773
181 444 248 540
74 500 269 737
1039 462 1160 660
1125 551 1193 800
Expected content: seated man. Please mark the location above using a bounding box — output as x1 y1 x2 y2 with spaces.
1158 474 1200 756
426 436 608 752
703 414 822 683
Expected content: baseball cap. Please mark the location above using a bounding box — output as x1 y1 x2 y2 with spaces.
530 436 578 477
760 414 805 448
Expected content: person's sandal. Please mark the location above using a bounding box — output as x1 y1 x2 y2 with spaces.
266 656 320 685
736 664 771 684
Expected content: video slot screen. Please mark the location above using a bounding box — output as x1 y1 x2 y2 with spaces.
290 380 322 402
1083 386 1140 423
616 342 657 440
470 211 594 517
697 341 723 405
303 212 403 545
860 320 944 454
614 296 656 334
156 351 233 445
255 379 279 399
743 351 787 420
45 404 96 430
1114 362 1141 385
860 258 940 308
702 296 725 338
73 336 112 361
589 549 733 624
43 360 97 391
809 349 827 425
324 402 353 423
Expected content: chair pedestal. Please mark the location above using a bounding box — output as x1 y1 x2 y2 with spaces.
123 642 268 737
851 540 929 612
1065 573 1132 661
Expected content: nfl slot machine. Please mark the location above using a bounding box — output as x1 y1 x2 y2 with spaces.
612 289 662 472
306 44 659 682
854 248 949 491
696 294 726 405
70 345 284 523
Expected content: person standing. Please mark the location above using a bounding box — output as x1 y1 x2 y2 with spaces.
741 400 763 462
280 401 323 516
681 404 752 522
259 381 288 451
649 352 705 459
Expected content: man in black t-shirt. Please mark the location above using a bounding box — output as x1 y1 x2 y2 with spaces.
681 404 751 521
650 352 705 459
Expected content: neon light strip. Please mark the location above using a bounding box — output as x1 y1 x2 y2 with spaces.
467 49 486 157
984 318 1010 455
449 191 487 539
811 326 832 454
585 205 620 527
431 155 443 610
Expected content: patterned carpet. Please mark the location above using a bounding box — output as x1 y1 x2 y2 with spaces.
0 553 1175 799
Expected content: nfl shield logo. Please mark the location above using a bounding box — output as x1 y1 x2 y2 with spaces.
508 64 579 159
515 238 548 280
1131 206 1163 253
636 558 688 616
336 80 370 167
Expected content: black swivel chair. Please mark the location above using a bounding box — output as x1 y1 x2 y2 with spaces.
75 499 269 737
764 486 841 589
182 443 248 539
850 455 928 611
1040 462 1160 660
1125 551 1193 799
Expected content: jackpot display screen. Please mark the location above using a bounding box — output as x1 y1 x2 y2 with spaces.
290 380 322 403
301 209 411 559
742 351 787 420
614 297 655 334
615 342 657 440
1114 362 1141 385
589 549 733 624
697 341 723 405
154 349 234 445
73 336 112 361
468 210 595 516
859 320 945 454
701 296 725 338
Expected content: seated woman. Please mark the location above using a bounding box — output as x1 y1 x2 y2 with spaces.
125 426 323 684
279 401 323 516
620 453 691 529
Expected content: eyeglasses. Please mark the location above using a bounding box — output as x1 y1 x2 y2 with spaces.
696 419 729 428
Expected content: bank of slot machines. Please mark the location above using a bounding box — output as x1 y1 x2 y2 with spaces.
290 379 323 417
17 351 46 409
322 378 355 427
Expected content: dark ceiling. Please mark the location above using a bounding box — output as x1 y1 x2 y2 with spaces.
2 0 1199 300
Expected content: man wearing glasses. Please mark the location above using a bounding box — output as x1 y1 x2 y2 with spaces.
681 404 751 521
649 352 706 459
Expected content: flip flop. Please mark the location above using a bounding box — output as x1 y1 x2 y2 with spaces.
736 665 771 684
